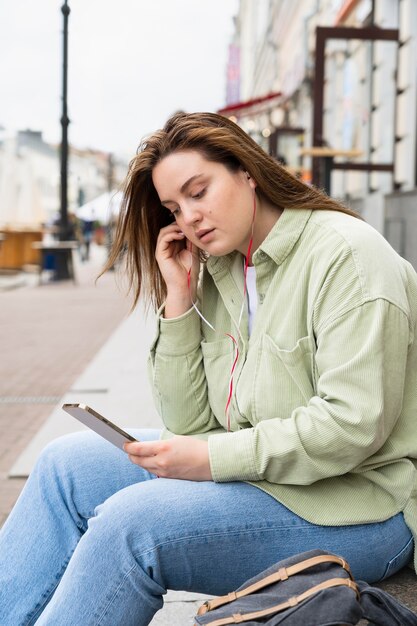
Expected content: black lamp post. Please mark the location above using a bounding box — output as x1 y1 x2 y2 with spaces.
52 0 73 281
59 0 70 242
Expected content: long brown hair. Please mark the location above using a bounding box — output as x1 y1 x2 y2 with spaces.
104 111 359 310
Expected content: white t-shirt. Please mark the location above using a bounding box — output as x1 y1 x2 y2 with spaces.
246 265 257 335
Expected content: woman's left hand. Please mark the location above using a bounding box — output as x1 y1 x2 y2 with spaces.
124 436 212 481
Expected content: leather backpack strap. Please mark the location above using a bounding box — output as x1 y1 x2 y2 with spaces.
197 554 352 615
197 577 359 626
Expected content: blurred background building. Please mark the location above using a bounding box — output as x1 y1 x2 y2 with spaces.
0 129 127 227
0 127 127 271
221 0 417 268
1 0 416 273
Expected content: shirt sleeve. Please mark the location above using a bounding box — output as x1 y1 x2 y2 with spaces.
148 306 222 435
208 298 411 483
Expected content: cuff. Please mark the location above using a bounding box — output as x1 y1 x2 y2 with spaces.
155 307 202 356
208 429 261 482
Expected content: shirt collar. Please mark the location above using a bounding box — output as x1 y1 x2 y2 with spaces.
207 208 313 274
253 208 312 266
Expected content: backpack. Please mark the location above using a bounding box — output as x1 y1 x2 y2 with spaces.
194 549 417 626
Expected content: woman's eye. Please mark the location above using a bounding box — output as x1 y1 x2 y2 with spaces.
192 188 205 200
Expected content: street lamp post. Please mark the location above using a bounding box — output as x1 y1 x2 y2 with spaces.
59 0 70 242
54 0 72 280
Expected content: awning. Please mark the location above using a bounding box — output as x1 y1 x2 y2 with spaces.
217 91 282 118
75 190 123 223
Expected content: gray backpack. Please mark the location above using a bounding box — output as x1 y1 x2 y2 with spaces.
194 549 417 626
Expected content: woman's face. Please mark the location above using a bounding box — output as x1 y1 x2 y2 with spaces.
152 150 256 257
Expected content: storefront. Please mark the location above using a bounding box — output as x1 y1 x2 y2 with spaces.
217 91 309 182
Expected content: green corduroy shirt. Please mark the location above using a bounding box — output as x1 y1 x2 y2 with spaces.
148 208 417 572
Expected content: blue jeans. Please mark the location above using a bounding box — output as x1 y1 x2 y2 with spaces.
0 429 413 626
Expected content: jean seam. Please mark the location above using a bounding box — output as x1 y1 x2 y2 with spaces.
93 563 138 625
24 548 77 625
378 534 414 581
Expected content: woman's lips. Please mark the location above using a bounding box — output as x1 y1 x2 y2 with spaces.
196 228 215 243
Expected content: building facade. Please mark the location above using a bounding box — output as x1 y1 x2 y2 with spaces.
224 0 417 266
0 130 58 228
0 129 127 230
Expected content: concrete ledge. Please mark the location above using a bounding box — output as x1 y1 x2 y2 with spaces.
376 566 417 612
150 591 212 626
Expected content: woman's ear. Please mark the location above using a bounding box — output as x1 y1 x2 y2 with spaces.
244 171 257 190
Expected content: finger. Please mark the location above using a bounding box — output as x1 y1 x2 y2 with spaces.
178 248 194 273
158 227 184 240
157 233 186 256
126 454 161 476
125 447 168 475
158 223 184 238
157 231 185 248
124 441 164 457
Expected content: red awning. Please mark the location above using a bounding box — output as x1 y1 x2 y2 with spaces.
217 91 282 117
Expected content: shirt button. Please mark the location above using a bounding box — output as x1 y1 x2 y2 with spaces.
258 251 266 260
259 293 265 304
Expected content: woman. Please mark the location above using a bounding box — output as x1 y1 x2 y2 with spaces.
1 112 416 625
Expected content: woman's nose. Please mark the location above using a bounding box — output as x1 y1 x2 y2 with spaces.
181 205 201 226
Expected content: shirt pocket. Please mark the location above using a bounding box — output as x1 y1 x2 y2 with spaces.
251 334 315 424
201 337 234 421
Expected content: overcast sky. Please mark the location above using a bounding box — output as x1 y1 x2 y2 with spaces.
0 0 238 159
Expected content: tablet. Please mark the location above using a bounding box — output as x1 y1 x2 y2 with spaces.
62 403 138 450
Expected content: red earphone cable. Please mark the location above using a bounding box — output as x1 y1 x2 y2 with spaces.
187 188 257 432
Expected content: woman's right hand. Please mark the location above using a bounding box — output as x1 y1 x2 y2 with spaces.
155 223 200 318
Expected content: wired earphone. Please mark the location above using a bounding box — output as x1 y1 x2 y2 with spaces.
187 174 257 431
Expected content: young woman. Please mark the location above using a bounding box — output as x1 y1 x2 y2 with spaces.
1 112 416 625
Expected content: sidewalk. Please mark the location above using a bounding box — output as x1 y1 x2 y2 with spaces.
0 245 130 524
1 244 416 622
